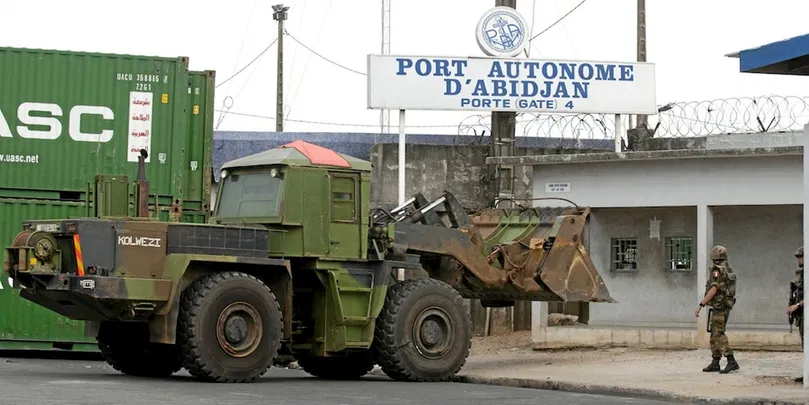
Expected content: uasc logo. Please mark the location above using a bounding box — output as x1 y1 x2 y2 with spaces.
476 7 529 57
0 102 114 142
117 235 161 248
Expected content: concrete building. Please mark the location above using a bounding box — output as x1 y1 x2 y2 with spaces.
484 33 809 352
488 132 805 350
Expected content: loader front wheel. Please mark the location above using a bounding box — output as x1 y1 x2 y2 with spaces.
372 277 471 382
177 271 283 383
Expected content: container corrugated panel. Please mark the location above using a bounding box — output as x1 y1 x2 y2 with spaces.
0 46 214 203
183 71 215 205
0 198 94 349
0 197 208 350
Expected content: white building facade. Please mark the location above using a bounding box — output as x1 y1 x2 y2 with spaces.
490 134 805 349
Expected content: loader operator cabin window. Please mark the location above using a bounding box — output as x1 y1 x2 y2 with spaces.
216 170 282 218
331 176 357 222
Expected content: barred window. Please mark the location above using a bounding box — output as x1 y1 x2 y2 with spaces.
611 238 637 272
666 237 693 272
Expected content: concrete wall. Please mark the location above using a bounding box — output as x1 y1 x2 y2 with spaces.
713 205 803 327
531 155 803 208
588 207 698 328
370 143 502 212
369 143 608 211
637 131 803 151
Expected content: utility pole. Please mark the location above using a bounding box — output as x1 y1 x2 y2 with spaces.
380 0 391 134
636 0 647 129
273 4 289 132
490 0 517 207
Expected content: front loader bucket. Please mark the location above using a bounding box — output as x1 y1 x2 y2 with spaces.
469 206 615 303
381 192 614 304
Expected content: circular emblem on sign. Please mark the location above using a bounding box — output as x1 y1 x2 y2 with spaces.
475 7 529 57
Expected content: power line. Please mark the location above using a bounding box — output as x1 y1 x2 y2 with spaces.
215 38 279 89
284 30 367 76
286 0 335 120
529 0 588 41
215 109 459 128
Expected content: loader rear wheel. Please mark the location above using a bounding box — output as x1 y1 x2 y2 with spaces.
296 350 376 380
97 322 182 378
177 271 283 383
372 277 471 382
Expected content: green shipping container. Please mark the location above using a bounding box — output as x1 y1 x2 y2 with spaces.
0 197 208 351
0 46 215 206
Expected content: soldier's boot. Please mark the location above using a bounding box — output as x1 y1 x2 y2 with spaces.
702 357 721 372
795 377 803 383
720 355 739 374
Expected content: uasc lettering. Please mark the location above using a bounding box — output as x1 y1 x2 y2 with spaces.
117 235 161 248
0 102 114 142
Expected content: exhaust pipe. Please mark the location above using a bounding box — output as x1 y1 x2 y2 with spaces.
134 149 150 218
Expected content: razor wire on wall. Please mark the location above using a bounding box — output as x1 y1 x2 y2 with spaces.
456 95 809 139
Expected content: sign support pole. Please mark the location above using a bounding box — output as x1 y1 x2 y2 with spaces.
801 124 809 389
398 109 406 205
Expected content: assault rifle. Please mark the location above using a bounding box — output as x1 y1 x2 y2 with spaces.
790 281 803 332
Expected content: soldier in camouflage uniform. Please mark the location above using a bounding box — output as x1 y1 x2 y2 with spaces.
695 245 739 374
788 246 804 383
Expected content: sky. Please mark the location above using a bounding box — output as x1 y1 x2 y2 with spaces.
3 0 809 137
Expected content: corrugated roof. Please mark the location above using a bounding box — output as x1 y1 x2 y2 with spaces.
726 33 809 75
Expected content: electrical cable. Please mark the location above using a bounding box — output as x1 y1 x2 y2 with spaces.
284 0 306 116
284 30 367 76
529 0 588 41
215 37 278 89
526 0 539 57
216 0 258 130
214 110 463 128
286 0 335 120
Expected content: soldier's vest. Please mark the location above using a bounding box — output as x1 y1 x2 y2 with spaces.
708 264 737 310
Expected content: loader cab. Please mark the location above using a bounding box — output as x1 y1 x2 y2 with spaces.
210 140 371 260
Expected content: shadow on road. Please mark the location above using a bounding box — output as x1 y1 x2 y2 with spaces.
0 349 103 362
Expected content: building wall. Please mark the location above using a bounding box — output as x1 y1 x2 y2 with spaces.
587 207 698 328
584 204 803 329
713 205 803 327
531 155 802 208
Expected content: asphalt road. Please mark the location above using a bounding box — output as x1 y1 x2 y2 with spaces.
0 356 675 405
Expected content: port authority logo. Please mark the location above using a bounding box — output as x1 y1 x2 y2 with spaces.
475 6 529 57
117 235 161 248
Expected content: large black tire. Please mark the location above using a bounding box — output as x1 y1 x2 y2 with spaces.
296 350 376 380
372 277 472 382
97 323 182 378
177 272 283 383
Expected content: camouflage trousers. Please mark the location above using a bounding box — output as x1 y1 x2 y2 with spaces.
797 316 804 346
710 309 733 359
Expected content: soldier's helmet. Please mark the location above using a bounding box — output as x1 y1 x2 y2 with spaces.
796 246 804 258
710 245 728 261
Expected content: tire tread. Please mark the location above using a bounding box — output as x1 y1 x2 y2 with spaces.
177 271 283 383
372 277 472 382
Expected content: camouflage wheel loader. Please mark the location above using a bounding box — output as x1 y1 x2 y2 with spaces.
3 141 614 383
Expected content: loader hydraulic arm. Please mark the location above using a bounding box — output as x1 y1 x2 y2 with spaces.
371 192 614 303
